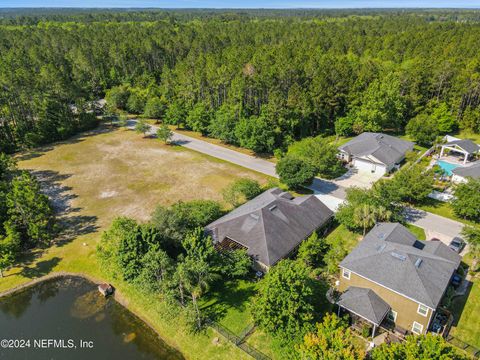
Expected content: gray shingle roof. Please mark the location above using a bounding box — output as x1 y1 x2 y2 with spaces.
338 132 414 167
337 287 391 325
340 223 461 308
446 139 480 154
452 161 480 179
205 188 333 267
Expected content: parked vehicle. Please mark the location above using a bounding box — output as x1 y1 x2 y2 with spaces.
451 274 462 288
449 238 465 253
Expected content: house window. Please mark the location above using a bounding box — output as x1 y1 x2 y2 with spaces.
412 321 423 335
387 310 397 322
417 304 428 317
342 269 351 280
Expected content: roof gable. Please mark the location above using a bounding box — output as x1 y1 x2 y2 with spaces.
206 188 333 266
338 132 414 167
340 223 460 308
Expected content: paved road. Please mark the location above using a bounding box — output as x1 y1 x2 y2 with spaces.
127 119 465 240
128 120 277 178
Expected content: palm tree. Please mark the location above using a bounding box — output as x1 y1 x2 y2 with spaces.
354 204 376 236
354 205 392 236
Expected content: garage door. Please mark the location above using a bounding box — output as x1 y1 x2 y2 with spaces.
353 159 386 175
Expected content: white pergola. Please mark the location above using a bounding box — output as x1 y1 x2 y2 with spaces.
439 143 473 165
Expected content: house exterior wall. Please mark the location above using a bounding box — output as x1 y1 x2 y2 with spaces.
353 158 387 175
338 268 433 334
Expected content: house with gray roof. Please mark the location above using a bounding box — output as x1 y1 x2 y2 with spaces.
205 187 333 270
338 132 414 175
336 223 460 337
452 161 480 184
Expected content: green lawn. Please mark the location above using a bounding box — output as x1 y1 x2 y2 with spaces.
1 126 270 360
450 278 480 349
452 130 480 144
405 224 426 240
325 224 361 253
200 279 257 335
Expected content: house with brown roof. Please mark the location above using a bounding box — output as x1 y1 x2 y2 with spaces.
205 187 333 271
336 223 461 337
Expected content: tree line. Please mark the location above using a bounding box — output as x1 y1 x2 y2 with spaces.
2 11 480 153
0 154 55 277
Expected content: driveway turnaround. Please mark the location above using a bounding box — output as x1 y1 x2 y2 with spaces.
127 119 465 240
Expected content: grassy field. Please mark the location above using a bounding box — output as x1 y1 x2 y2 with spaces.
325 223 361 252
2 125 270 360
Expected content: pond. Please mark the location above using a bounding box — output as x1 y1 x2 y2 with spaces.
0 277 184 360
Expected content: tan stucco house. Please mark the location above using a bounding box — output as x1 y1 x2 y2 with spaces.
336 223 461 337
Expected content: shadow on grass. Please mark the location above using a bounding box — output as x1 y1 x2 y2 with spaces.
28 169 99 247
200 280 257 326
15 124 116 162
20 257 62 279
450 274 474 327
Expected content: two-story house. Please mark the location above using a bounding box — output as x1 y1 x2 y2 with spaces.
336 223 461 337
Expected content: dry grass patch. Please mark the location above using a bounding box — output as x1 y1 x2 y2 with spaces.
0 125 269 360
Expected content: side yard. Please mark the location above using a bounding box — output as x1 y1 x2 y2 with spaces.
2 126 270 360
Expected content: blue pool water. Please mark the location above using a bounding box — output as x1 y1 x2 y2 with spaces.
436 160 461 176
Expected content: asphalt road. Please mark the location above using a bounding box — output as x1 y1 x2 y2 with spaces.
127 119 465 241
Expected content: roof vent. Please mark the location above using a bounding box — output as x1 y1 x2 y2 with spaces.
391 252 407 261
378 233 385 240
250 214 259 221
415 258 423 268
269 205 277 211
376 244 387 252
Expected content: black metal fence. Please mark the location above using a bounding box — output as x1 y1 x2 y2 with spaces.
447 335 480 358
206 319 271 360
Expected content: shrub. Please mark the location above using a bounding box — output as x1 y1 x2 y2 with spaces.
276 155 316 189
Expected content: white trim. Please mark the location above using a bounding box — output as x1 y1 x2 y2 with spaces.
342 268 351 280
387 309 397 322
412 321 424 335
339 266 434 310
417 304 428 317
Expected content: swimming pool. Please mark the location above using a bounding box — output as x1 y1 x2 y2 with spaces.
435 160 461 176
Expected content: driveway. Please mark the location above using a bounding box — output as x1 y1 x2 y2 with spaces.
334 167 383 189
126 119 465 241
404 207 464 244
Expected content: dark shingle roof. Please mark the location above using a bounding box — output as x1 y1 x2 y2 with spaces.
446 139 480 154
205 188 333 267
452 161 480 179
340 223 461 308
338 132 414 167
337 287 391 325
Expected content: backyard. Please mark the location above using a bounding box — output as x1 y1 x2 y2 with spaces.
1 124 270 360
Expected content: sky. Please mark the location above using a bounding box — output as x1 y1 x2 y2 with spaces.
1 0 480 9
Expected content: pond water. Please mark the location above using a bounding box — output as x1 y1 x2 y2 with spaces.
0 277 184 360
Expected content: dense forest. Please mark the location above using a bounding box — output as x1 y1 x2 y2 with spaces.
1 9 480 153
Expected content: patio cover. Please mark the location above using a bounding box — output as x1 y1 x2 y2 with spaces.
337 287 391 326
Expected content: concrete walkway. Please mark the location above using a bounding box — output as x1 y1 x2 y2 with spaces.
127 119 465 240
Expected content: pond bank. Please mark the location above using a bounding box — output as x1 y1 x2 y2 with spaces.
0 271 185 359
